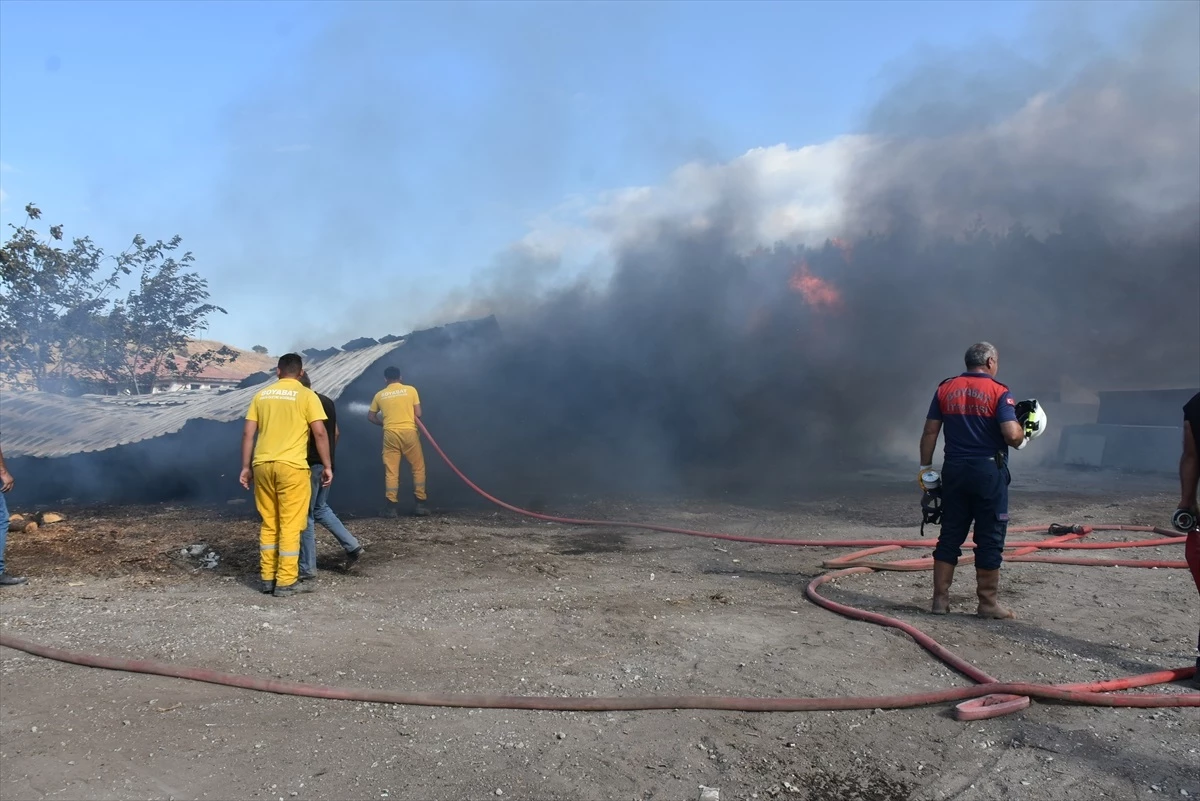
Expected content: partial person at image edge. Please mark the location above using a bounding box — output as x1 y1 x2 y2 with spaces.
0 433 29 586
1177 390 1200 687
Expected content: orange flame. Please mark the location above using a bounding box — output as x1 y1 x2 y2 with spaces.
788 259 843 312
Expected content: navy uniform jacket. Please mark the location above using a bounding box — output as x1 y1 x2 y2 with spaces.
927 372 1018 461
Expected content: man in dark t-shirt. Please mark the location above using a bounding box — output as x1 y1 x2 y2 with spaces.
1178 391 1200 686
298 372 364 578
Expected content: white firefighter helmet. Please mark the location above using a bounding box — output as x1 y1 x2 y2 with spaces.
1015 399 1047 449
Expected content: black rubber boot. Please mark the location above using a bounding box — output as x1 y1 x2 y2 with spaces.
274 582 316 597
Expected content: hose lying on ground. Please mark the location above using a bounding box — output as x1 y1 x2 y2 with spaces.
0 631 1193 714
0 419 1195 722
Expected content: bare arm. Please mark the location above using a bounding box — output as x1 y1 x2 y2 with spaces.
414 403 422 419
239 420 257 489
310 421 333 486
919 419 941 467
1181 421 1199 510
0 440 13 493
368 410 383 427
1000 419 1025 448
335 423 341 446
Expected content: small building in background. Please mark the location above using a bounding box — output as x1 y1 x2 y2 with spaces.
147 341 277 394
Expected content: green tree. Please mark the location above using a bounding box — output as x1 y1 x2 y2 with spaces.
0 204 120 391
0 203 234 394
97 235 237 394
251 344 268 355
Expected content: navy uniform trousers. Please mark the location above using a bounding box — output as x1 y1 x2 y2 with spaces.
933 457 1011 570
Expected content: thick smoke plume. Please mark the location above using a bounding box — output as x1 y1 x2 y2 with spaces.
22 3 1193 511
389 1 1199 501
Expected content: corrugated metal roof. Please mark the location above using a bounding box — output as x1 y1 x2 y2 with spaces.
0 340 404 459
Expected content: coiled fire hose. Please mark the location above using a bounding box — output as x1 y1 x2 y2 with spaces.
1 419 1196 722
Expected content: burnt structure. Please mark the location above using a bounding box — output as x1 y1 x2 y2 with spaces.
2 317 501 513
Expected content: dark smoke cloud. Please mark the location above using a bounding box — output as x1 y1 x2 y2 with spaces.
36 2 1186 512
840 0 1199 394
391 0 1199 501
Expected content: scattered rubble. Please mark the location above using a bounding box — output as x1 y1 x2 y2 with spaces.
179 542 221 569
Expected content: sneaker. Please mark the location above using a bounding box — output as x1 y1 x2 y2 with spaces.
259 580 276 594
273 582 316 597
0 573 28 586
413 501 430 517
345 547 364 569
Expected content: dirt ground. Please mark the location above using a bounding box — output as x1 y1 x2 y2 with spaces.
1 468 1197 801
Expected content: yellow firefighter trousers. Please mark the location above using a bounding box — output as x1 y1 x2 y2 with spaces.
383 428 427 503
253 461 312 587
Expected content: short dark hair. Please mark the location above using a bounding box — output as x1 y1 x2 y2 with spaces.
964 342 997 369
384 366 401 381
278 353 304 377
297 371 312 388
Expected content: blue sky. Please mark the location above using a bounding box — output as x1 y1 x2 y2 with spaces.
0 0 1133 352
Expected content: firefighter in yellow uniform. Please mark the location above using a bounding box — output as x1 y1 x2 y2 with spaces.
367 365 429 517
239 353 332 596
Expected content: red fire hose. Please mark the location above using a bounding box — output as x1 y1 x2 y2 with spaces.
1 420 1195 722
0 631 1193 715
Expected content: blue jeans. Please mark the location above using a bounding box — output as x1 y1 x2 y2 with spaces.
933 457 1011 571
0 490 8 574
299 465 361 576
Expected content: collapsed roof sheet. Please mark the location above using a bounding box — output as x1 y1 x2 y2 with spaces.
0 340 404 459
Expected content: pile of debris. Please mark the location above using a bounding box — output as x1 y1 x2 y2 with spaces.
178 542 221 570
7 511 66 534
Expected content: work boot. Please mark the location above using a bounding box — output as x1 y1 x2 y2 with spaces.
299 571 317 581
413 501 430 518
975 568 1016 619
382 503 399 519
930 560 955 615
0 573 28 586
273 581 316 597
345 546 364 569
259 579 276 594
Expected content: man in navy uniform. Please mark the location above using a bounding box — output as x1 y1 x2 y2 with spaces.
919 342 1029 618
1177 390 1200 686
